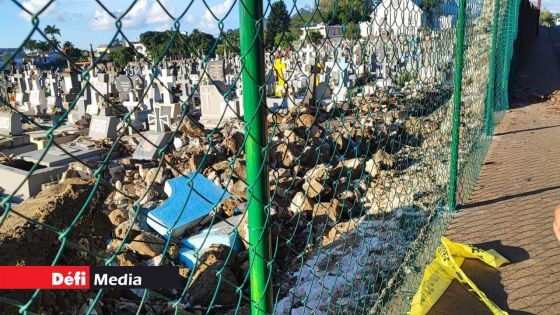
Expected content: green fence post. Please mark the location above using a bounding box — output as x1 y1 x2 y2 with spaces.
484 0 501 136
239 0 273 314
448 0 468 211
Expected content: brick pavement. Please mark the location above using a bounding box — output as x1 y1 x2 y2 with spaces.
445 27 560 314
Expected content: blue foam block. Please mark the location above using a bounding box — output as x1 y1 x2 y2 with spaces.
147 172 232 238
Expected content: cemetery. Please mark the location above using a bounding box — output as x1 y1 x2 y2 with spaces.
0 0 543 313
0 16 472 311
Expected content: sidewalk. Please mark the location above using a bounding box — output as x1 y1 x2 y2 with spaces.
444 27 560 314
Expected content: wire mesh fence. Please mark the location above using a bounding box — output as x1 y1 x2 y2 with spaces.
0 0 538 314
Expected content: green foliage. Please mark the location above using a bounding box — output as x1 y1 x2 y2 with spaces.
396 71 416 87
140 29 216 61
307 30 323 45
419 0 444 27
216 29 241 56
61 41 85 63
274 29 299 49
290 5 323 30
266 0 291 49
109 43 138 69
319 0 373 25
189 29 216 58
1 51 10 63
344 21 359 40
540 10 555 28
43 25 61 51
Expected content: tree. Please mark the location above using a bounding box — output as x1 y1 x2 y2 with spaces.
274 29 299 49
419 0 444 27
344 21 359 40
307 30 323 45
62 41 85 62
319 0 374 25
109 44 138 69
24 39 41 52
266 0 291 50
216 29 241 56
140 30 189 60
44 25 61 51
188 29 216 57
139 29 215 60
540 10 555 28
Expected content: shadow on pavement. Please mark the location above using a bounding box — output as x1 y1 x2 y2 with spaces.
428 242 531 315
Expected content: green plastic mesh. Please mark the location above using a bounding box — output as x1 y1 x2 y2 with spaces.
0 0 538 314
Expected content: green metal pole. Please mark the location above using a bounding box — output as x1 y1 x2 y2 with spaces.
448 0 468 211
484 0 501 136
239 0 273 314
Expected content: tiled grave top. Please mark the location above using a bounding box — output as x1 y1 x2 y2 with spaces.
147 172 232 238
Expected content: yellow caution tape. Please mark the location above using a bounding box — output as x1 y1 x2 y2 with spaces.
409 236 510 315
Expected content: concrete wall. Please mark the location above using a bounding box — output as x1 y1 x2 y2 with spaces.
0 162 66 200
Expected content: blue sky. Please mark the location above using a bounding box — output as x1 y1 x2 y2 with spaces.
0 0 557 50
540 0 560 13
0 0 315 49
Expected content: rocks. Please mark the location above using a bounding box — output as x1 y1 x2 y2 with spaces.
187 245 240 306
59 162 94 182
144 167 165 186
108 209 128 226
115 252 138 266
223 131 244 154
128 233 164 257
227 179 247 200
289 191 315 214
374 149 395 169
114 220 141 240
296 113 315 128
302 164 334 199
179 117 206 138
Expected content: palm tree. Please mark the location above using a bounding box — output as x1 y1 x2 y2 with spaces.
44 25 61 38
43 25 61 51
62 41 74 56
24 39 40 52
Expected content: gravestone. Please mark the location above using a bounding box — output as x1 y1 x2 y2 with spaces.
89 115 121 140
28 89 47 114
0 111 23 136
332 59 349 103
207 60 225 82
132 131 172 160
116 74 133 101
199 83 243 128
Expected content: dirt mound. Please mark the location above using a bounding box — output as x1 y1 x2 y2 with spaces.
0 178 111 313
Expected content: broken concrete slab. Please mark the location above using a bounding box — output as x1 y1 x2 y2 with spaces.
17 140 118 168
132 131 172 160
146 172 233 238
179 214 244 268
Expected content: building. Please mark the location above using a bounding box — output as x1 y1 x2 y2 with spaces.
299 23 344 41
130 42 147 57
359 0 458 37
24 51 61 66
95 44 110 57
0 48 25 66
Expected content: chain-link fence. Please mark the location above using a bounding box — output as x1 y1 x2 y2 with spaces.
0 0 538 314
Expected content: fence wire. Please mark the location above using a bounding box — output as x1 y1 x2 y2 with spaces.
0 0 538 314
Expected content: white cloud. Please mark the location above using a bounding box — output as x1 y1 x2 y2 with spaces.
19 0 58 21
198 0 234 34
90 0 173 31
542 0 560 13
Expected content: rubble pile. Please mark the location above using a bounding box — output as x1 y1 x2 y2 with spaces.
0 6 499 313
